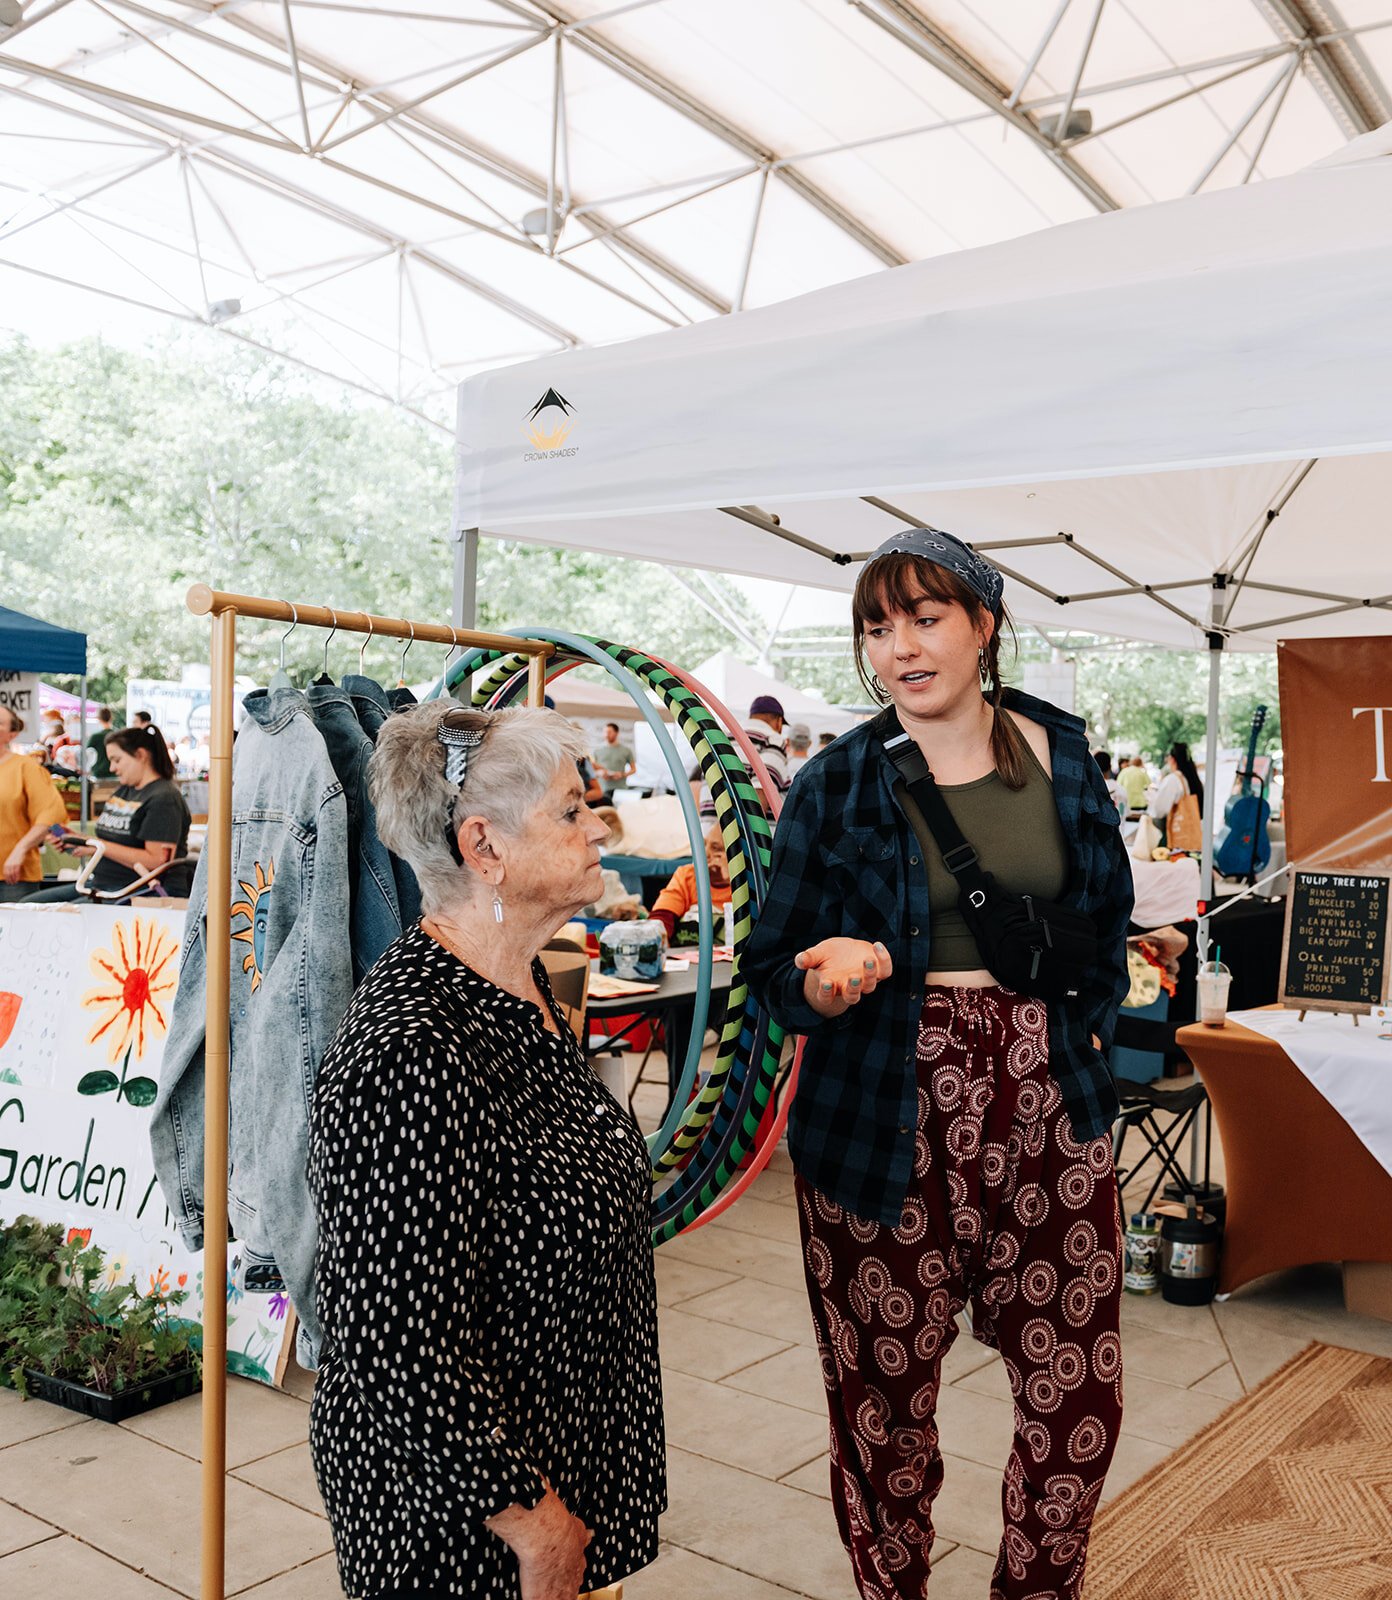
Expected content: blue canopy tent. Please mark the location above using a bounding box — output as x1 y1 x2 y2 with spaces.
0 605 90 820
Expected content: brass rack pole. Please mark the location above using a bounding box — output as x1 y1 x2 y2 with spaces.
189 585 552 1600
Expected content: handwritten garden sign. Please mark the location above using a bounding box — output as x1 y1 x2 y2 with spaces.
0 905 288 1386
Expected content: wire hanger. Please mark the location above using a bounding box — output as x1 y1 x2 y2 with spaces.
269 604 298 692
441 637 457 698
358 615 374 677
313 608 338 686
397 622 414 688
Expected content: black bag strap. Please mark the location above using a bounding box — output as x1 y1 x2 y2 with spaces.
874 708 991 910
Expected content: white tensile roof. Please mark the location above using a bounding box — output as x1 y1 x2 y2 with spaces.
4 0 1391 430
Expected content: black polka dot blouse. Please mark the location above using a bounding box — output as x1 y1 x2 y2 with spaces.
308 924 666 1598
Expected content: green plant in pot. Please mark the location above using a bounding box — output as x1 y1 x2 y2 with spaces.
1 1217 202 1420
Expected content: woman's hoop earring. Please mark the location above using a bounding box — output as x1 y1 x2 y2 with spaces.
871 673 886 699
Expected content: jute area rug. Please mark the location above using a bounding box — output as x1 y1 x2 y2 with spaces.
1085 1342 1392 1599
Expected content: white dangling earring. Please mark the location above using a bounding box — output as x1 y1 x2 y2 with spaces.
492 886 504 924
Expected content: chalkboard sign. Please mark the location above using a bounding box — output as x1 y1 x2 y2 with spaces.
1279 870 1391 1014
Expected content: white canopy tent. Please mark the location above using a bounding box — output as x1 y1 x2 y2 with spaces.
454 125 1392 907
692 651 862 740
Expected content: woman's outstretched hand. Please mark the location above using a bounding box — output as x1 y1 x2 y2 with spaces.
487 1483 593 1600
796 939 893 1018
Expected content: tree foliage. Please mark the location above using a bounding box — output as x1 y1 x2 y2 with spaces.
0 335 760 700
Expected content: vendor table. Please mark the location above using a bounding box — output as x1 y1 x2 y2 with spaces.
586 959 734 1107
1178 1015 1392 1294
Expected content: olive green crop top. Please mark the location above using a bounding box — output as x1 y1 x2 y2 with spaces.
894 734 1071 972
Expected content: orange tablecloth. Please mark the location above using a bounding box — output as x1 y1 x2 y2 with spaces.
1179 1017 1392 1294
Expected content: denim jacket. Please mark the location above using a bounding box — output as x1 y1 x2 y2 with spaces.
151 686 352 1367
342 673 421 926
743 689 1133 1226
308 683 403 981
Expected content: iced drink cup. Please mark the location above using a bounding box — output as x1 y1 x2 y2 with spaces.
1198 962 1231 1027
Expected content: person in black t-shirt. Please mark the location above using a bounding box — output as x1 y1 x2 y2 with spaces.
25 724 192 901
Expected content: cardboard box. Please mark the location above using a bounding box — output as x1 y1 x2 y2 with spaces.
1343 1260 1392 1322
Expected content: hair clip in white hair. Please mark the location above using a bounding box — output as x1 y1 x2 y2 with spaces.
436 721 485 789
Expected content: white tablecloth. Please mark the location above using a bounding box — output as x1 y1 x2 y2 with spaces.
1129 854 1200 929
1228 1007 1392 1178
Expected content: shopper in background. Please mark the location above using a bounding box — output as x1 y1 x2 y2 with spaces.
1091 750 1127 820
786 723 812 784
745 528 1132 1600
310 701 664 1600
133 709 153 729
651 825 733 942
1117 755 1150 813
85 706 114 778
817 730 836 753
743 693 790 795
24 725 191 902
1147 742 1204 841
0 707 68 903
592 720 635 799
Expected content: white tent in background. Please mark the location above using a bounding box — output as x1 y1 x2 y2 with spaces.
693 653 861 741
455 130 1392 907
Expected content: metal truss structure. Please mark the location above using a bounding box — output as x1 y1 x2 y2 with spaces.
2 0 1390 427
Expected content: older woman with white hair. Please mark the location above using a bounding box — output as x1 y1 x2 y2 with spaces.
308 701 665 1600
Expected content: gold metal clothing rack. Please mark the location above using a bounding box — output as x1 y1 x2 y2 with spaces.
186 584 552 1600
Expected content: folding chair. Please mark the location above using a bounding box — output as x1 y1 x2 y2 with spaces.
1110 1011 1215 1216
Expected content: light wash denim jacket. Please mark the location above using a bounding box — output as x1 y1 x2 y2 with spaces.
151 686 352 1368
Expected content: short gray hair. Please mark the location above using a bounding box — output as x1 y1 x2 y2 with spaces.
369 700 588 915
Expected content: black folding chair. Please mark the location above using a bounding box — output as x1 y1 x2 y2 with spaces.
1110 1012 1214 1216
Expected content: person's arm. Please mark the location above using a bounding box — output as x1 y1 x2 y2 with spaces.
94 789 186 877
1146 771 1178 819
3 764 68 882
1082 765 1136 1055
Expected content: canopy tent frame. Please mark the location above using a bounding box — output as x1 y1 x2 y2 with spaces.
0 603 90 822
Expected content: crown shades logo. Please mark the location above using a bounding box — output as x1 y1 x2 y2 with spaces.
523 387 579 459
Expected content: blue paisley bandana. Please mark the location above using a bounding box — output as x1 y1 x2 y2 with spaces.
863 526 1005 616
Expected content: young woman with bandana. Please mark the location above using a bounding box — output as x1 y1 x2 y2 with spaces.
744 529 1133 1600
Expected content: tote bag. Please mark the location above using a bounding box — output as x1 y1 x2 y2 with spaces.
1167 783 1204 854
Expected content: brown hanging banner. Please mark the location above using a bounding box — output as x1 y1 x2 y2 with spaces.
1277 636 1392 875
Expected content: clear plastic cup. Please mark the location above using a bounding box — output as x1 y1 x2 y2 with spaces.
1197 961 1232 1027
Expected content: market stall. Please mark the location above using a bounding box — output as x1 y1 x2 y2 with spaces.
0 605 90 821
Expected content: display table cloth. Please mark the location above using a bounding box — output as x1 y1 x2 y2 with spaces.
1178 1014 1392 1294
1129 854 1200 929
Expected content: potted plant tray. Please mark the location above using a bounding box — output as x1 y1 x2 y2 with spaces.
22 1364 201 1423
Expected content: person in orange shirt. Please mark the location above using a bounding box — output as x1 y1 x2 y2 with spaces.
0 707 69 902
651 826 733 943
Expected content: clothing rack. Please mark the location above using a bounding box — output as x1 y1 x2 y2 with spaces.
185 584 553 1600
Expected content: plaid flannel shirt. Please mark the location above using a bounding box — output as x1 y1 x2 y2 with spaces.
743 688 1134 1226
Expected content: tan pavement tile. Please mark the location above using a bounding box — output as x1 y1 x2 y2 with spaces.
931 1451 1005 1556
661 1370 829 1481
748 1168 799 1205
654 1254 738 1307
1219 1264 1392 1361
722 1343 828 1415
952 1352 1012 1404
923 1544 1001 1597
230 1552 346 1598
0 1387 84 1450
933 1383 1015 1470
702 1196 803 1247
1189 1360 1244 1399
676 1279 818 1346
231 1441 325 1519
1208 1310 1312 1391
941 1324 1003 1384
0 1417 332 1596
122 1375 311 1469
0 1533 182 1597
765 1147 796 1176
622 1544 823 1599
661 1446 861 1600
0 1497 59 1557
1116 1322 1229 1387
1112 1372 1231 1449
664 1230 808 1293
657 1306 790 1382
1117 1291 1224 1345
779 1454 832 1499
1099 1431 1172 1504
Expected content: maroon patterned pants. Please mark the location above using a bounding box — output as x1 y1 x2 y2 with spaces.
797 985 1124 1600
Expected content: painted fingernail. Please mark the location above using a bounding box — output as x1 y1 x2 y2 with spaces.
821 980 833 992
864 959 877 971
849 976 861 988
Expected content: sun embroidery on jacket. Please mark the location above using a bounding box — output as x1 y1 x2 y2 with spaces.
231 860 275 992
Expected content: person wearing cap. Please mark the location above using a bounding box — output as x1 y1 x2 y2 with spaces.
744 693 791 796
786 723 813 783
308 702 664 1600
744 528 1133 1600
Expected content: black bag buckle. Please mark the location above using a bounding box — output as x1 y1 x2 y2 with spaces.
942 843 978 875
967 888 987 909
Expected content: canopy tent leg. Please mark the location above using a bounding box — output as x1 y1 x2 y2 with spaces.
79 673 89 825
452 527 479 632
1191 577 1228 1189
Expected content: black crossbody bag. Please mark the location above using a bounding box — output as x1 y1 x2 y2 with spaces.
878 713 1097 1002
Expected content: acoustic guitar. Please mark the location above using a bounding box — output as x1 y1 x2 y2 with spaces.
1216 704 1271 881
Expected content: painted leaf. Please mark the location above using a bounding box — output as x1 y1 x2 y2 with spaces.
77 1069 120 1096
0 991 20 1050
122 1077 158 1108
